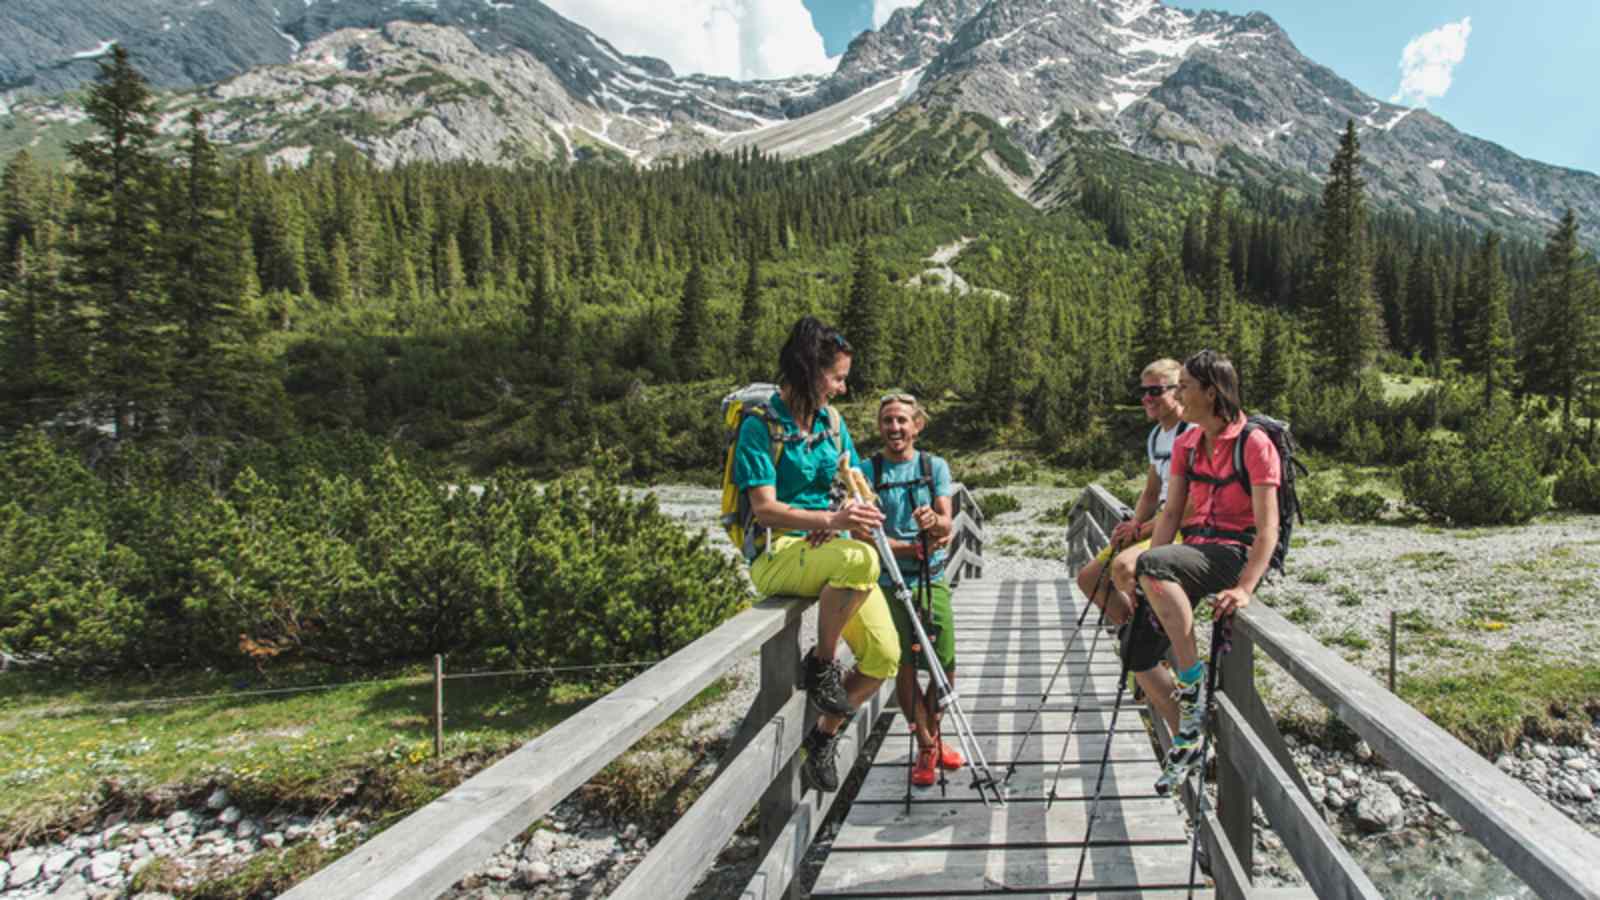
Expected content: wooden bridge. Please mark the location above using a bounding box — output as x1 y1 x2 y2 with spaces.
285 486 1600 899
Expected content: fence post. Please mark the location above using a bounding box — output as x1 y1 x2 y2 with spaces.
1217 627 1255 878
434 654 445 758
1388 610 1397 694
756 613 803 873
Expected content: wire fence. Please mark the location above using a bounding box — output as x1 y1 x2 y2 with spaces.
12 658 661 719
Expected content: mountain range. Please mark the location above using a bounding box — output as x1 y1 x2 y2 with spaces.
2 0 1596 243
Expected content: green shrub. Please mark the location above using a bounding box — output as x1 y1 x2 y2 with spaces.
1554 451 1600 512
1333 489 1387 523
978 492 1022 520
1401 434 1550 526
1339 420 1385 465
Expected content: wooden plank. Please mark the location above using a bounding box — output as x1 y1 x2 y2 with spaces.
282 596 809 900
855 758 1162 802
952 509 988 544
831 798 1186 849
873 730 1153 767
1241 604 1600 900
1201 810 1254 900
738 683 891 900
1214 694 1384 900
811 842 1200 895
611 690 809 900
961 710 1147 734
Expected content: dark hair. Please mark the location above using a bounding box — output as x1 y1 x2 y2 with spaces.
777 316 852 424
1184 349 1243 423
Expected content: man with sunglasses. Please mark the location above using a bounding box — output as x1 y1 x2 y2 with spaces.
1075 358 1191 730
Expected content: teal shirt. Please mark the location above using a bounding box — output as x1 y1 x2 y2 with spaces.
732 392 860 520
859 452 953 588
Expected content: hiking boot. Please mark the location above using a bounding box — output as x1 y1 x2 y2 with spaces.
804 647 852 717
802 725 843 793
912 745 939 786
938 740 966 770
1155 666 1209 796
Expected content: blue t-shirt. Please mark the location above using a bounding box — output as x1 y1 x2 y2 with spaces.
858 452 953 588
732 392 860 524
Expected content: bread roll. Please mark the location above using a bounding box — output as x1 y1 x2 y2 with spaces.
836 457 878 505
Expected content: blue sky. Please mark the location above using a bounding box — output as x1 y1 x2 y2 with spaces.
801 0 1600 176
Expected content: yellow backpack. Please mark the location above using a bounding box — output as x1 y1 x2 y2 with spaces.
719 384 841 561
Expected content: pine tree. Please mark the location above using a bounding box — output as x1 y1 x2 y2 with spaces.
1407 250 1444 375
840 240 886 393
1523 209 1596 422
1255 311 1303 415
1312 121 1381 383
672 258 709 380
1203 185 1235 347
167 109 251 430
66 44 170 438
1134 242 1181 365
735 241 763 375
1470 231 1515 406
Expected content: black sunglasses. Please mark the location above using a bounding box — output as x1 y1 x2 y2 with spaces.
1137 384 1177 399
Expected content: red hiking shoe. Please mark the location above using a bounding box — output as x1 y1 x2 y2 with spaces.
912 745 939 786
939 740 966 770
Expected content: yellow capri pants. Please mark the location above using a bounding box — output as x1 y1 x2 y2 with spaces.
751 535 902 679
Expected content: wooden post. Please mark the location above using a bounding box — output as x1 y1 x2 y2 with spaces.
755 613 803 866
1388 610 1398 694
434 654 445 758
1217 627 1255 878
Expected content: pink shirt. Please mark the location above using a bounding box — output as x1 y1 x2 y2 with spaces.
1170 415 1281 545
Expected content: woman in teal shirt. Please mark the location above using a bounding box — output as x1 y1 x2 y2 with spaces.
732 317 901 793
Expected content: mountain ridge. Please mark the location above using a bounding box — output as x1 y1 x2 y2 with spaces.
0 0 1594 243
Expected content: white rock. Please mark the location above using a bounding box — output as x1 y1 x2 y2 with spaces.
235 819 259 839
1324 789 1345 810
7 853 42 888
1566 757 1591 772
218 806 242 825
1354 740 1373 763
130 841 152 860
485 865 513 881
1355 782 1405 833
284 825 309 842
198 829 227 845
51 873 92 899
633 837 649 851
1495 755 1516 773
621 824 639 841
206 789 230 811
260 833 285 850
140 826 165 840
0 862 8 886
519 861 552 885
164 812 194 831
88 850 122 881
45 849 78 875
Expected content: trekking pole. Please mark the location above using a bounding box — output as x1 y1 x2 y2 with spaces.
1044 592 1117 808
1006 514 1130 783
1184 613 1233 900
919 532 952 799
846 480 1006 806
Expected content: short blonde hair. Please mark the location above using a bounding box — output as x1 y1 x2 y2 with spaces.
1141 358 1181 384
877 391 928 427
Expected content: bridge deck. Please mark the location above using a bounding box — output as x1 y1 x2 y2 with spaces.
813 578 1204 898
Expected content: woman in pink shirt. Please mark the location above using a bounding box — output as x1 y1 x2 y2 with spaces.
1133 349 1280 794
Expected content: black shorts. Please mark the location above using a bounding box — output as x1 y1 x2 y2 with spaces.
1122 542 1249 673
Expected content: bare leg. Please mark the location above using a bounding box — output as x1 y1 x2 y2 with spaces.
819 670 884 733
1135 665 1179 735
1139 575 1199 671
895 664 934 748
816 585 869 663
925 670 952 745
1075 558 1107 612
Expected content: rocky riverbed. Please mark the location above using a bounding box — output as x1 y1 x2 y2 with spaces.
6 482 1598 898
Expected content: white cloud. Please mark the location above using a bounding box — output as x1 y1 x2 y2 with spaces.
542 0 836 80
1391 16 1471 107
873 0 920 29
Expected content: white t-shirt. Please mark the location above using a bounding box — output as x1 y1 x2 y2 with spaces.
1147 422 1189 504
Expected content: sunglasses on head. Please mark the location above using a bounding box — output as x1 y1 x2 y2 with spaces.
880 392 917 406
1137 384 1177 399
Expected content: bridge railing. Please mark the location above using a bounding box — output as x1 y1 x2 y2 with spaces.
1067 484 1600 900
283 492 987 900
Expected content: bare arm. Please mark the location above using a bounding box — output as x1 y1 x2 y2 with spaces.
1148 472 1186 548
1213 484 1279 618
748 485 882 534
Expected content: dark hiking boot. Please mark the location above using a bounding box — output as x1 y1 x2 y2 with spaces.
802 725 843 793
804 647 852 717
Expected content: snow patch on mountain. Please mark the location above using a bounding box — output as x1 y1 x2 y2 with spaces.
70 40 118 60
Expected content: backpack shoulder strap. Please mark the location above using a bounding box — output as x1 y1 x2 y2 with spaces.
1148 425 1160 463
1234 421 1258 492
919 451 936 487
871 452 886 493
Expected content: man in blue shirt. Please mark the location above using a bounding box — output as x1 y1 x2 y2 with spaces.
859 393 963 787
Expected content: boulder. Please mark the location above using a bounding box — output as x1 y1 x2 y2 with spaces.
1355 782 1405 833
